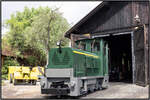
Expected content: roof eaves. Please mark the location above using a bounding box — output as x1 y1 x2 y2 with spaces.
65 1 108 38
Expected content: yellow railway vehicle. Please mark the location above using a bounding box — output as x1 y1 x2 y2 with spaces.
30 66 44 81
8 66 44 85
8 66 21 83
13 66 32 85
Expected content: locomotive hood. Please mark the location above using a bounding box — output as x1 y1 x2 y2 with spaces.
47 47 99 69
47 47 73 68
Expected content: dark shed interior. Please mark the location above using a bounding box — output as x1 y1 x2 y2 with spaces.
104 34 132 82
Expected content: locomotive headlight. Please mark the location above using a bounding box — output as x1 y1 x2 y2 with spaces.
57 41 60 46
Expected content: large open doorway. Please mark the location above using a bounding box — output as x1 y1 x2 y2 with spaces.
105 33 133 83
92 26 147 86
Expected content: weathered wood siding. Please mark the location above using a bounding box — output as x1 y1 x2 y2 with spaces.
144 25 149 84
76 2 149 34
148 25 149 83
134 2 149 25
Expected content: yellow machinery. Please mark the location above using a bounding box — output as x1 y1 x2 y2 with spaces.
8 66 21 83
8 66 44 85
30 66 44 81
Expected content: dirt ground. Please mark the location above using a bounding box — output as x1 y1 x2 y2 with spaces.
2 80 149 99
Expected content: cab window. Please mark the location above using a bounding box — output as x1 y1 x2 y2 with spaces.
80 43 86 51
76 41 86 51
91 41 100 52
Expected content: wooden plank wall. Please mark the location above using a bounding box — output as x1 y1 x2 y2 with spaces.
78 2 132 34
76 2 149 35
148 25 149 83
144 25 149 84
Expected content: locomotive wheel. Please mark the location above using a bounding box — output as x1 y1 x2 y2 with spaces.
97 84 102 90
32 80 36 85
57 95 61 98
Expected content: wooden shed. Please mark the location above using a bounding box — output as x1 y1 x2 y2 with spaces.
65 1 149 86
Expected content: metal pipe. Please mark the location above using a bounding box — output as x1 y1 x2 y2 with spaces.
113 31 131 36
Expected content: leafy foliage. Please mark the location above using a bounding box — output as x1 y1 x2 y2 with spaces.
4 6 70 66
2 57 20 79
2 57 19 74
26 56 38 66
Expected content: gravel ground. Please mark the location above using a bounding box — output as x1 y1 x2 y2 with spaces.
82 82 149 99
2 80 149 99
2 80 43 98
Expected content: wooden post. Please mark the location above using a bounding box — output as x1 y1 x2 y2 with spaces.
70 34 75 48
144 24 149 84
131 31 135 84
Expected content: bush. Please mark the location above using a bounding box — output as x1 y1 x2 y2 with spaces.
2 57 20 79
26 56 38 66
2 74 8 80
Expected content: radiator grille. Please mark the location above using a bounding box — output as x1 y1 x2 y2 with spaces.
52 51 70 65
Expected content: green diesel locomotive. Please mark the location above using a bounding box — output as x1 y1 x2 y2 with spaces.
40 38 109 96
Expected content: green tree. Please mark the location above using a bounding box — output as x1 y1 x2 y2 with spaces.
5 6 70 66
25 7 70 65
